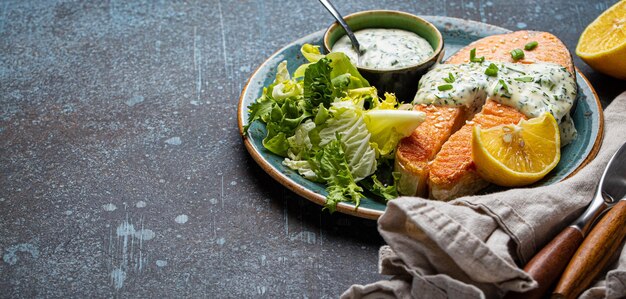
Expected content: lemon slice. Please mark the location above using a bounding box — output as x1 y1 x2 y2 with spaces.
472 113 561 187
576 0 626 80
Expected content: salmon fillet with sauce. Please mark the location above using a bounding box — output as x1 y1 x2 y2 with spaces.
394 41 481 197
428 31 575 200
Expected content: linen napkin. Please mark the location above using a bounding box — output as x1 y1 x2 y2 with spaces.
342 91 626 299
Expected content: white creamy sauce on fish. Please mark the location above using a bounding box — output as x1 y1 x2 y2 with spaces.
413 62 578 145
331 28 434 70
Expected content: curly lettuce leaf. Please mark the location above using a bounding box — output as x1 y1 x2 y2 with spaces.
360 174 399 201
261 81 312 156
341 88 400 111
301 55 368 111
247 61 311 156
342 87 376 110
359 158 400 201
244 92 273 135
374 92 400 110
303 57 336 109
309 138 364 212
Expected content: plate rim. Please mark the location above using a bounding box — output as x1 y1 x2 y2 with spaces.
564 67 604 179
237 16 604 220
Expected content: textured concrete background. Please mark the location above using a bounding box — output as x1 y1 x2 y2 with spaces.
0 0 623 298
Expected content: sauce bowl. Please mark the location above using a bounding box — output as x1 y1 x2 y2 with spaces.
323 10 444 102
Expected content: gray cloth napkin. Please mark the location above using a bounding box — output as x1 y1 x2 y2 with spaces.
342 92 626 299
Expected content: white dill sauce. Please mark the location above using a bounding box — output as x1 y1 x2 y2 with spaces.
414 62 578 145
331 28 434 70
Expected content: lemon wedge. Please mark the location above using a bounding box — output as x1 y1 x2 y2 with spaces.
472 113 561 187
576 0 626 80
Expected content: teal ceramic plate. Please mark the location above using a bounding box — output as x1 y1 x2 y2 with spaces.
238 16 604 220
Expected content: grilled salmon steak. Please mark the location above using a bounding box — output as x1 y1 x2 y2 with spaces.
396 30 575 200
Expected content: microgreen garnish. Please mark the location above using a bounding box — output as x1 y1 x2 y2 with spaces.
443 73 456 83
499 79 510 94
493 79 510 95
470 48 485 63
511 48 525 60
514 76 534 82
485 63 499 77
506 66 526 74
438 84 453 91
524 41 539 51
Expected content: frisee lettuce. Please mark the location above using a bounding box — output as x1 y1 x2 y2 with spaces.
303 57 336 109
360 174 400 201
309 138 364 213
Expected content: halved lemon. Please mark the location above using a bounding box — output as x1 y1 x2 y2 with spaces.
576 0 626 80
472 113 560 187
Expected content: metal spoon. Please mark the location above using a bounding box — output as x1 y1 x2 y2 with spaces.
505 141 626 299
318 0 362 57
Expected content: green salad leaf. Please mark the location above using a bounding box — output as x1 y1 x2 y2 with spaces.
286 119 315 160
364 108 425 157
326 52 369 88
318 101 377 181
262 95 312 156
301 44 325 63
244 93 273 134
309 138 363 213
360 174 399 200
266 61 303 104
303 57 336 109
245 61 310 156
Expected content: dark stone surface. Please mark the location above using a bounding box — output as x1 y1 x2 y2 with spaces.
0 0 623 298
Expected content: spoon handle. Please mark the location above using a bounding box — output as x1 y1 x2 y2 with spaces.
504 226 583 299
553 200 626 299
318 0 360 52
